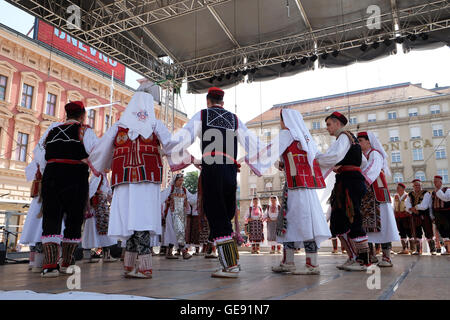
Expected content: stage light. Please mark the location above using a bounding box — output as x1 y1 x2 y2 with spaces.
242 70 248 76
383 38 392 46
217 75 223 82
281 61 287 68
321 52 328 60
395 36 404 44
360 43 368 51
420 33 429 40
233 71 240 77
209 76 216 83
300 57 308 64
408 34 417 41
332 50 339 57
371 41 379 49
290 59 297 66
309 54 317 62
225 73 231 80
250 68 257 74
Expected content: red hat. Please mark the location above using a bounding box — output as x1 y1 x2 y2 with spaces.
397 183 406 189
325 111 348 125
357 132 369 139
65 101 85 113
434 175 443 180
207 87 224 101
412 179 421 183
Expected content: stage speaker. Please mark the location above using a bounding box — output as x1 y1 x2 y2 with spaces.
109 244 122 259
0 243 6 265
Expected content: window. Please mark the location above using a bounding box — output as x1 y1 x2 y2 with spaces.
249 184 257 197
349 117 357 125
430 105 441 114
393 172 404 183
410 127 421 139
368 113 376 122
415 171 426 182
45 93 57 116
436 147 447 160
388 111 397 120
265 182 273 192
15 132 29 162
432 124 444 137
21 84 34 109
391 151 401 163
437 169 449 183
389 129 399 142
312 121 320 130
264 131 271 142
104 114 110 131
0 75 7 101
413 148 424 161
408 108 418 117
88 110 96 128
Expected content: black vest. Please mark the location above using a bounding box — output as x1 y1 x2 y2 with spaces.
408 190 430 216
45 122 89 161
201 107 238 165
336 131 362 167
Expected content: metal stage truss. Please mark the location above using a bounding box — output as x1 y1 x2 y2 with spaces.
6 0 450 90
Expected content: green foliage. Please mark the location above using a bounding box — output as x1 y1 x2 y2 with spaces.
183 171 199 194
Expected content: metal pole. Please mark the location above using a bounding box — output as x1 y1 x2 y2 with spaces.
109 71 114 129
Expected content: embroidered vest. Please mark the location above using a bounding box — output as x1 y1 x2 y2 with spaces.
394 193 408 218
432 188 450 213
367 149 391 203
111 126 163 187
164 185 188 216
408 190 429 216
45 122 89 161
248 206 263 220
201 107 238 165
282 141 326 189
336 131 362 167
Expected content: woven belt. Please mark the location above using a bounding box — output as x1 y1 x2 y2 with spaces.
335 165 361 174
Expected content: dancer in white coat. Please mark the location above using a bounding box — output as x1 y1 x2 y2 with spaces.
357 131 399 267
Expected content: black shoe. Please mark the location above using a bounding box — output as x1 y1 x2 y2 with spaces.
41 267 60 278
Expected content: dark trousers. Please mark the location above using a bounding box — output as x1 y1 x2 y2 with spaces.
434 211 450 239
201 164 237 241
413 214 434 239
330 171 367 239
41 163 89 239
396 216 413 238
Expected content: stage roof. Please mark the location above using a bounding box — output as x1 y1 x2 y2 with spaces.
7 0 450 92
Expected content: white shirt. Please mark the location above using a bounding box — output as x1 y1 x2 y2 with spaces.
436 188 450 202
361 149 384 185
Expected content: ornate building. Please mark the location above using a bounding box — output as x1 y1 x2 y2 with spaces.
239 82 450 211
0 23 187 249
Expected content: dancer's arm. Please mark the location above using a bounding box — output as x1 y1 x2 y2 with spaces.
437 188 450 202
88 123 119 173
361 151 383 185
316 134 351 178
415 192 432 211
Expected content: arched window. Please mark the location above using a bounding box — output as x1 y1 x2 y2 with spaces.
415 171 426 181
393 172 403 183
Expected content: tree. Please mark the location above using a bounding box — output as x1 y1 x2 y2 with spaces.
183 171 199 194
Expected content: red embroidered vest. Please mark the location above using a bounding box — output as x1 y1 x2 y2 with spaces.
367 149 391 203
282 141 325 189
111 126 163 187
432 188 450 213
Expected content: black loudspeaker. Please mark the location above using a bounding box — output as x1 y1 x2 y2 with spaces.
0 243 6 265
74 246 84 261
109 244 123 259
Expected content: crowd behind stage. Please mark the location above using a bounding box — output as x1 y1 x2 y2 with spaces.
19 83 450 280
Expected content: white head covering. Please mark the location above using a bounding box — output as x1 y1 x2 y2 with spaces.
250 196 262 209
367 131 391 177
281 109 319 168
116 81 156 141
268 195 280 208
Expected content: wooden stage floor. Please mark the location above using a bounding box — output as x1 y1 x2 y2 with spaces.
1 251 449 300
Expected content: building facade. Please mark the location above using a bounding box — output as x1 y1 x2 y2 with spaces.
239 82 450 211
0 24 187 249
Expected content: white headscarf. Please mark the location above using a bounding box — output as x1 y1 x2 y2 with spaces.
367 131 391 177
116 82 156 141
268 195 280 209
281 109 319 169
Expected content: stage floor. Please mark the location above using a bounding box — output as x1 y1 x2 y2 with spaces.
1 251 449 300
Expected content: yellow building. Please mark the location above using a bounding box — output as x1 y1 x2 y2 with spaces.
239 82 450 211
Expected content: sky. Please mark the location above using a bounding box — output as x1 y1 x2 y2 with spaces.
1 0 449 125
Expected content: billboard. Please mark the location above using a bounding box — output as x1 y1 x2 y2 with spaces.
34 19 126 82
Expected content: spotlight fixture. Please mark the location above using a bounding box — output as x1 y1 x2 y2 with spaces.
332 49 340 57
225 73 231 80
290 59 297 66
395 36 404 44
360 43 368 51
372 41 379 49
383 38 392 46
407 34 417 41
300 57 308 64
281 61 288 68
242 70 248 76
321 52 328 60
420 33 429 40
309 54 317 62
250 68 257 74
209 75 217 83
233 71 240 77
217 75 223 82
